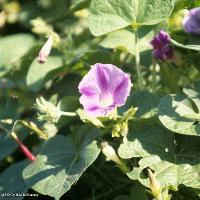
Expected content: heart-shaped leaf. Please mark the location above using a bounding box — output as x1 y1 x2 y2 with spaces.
89 0 175 36
23 128 100 200
26 52 64 92
119 91 160 119
0 34 36 77
159 94 200 136
118 125 200 189
100 26 154 55
183 82 200 111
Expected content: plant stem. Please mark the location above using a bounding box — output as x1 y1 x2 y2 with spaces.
60 111 77 116
134 28 144 90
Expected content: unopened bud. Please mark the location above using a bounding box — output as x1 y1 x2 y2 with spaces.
38 36 52 63
16 138 36 161
101 142 122 165
101 142 130 173
11 132 36 161
148 169 162 198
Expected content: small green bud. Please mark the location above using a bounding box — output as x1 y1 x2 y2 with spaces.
122 107 138 121
147 169 162 199
36 97 62 123
101 142 121 164
36 97 76 123
112 123 121 137
112 121 129 137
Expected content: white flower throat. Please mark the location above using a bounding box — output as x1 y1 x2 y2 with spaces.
99 92 113 108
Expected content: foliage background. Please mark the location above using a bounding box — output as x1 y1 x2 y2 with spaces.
0 0 200 200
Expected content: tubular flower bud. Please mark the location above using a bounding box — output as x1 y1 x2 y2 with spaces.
148 169 162 198
38 36 52 63
15 138 36 161
101 141 129 173
11 132 36 161
101 142 122 165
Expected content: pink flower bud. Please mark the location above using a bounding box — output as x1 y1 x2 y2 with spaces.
38 36 52 63
16 138 36 161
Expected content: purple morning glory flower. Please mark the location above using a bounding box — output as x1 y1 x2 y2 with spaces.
150 30 174 61
78 63 132 117
182 7 200 34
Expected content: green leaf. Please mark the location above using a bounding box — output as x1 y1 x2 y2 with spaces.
0 128 27 161
26 52 64 91
159 94 200 136
118 125 173 159
119 125 200 190
58 96 80 112
119 91 160 119
70 0 91 11
89 0 175 36
100 26 154 55
171 39 200 51
183 81 200 112
23 129 100 200
128 154 200 190
0 133 18 161
0 160 29 200
0 34 36 77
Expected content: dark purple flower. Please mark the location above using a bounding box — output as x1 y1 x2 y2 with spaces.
78 63 131 117
183 7 200 34
150 30 174 61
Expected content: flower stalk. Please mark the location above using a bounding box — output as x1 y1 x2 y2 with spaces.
60 111 77 117
134 28 144 90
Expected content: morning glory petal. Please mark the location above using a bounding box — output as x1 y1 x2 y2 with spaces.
78 63 132 117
